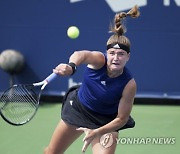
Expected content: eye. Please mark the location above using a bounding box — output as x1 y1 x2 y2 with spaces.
118 52 126 56
119 52 124 56
109 51 115 55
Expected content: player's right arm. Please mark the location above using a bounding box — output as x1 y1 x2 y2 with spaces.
53 50 105 76
69 50 105 69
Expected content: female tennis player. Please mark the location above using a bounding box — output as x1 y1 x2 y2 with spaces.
44 5 140 154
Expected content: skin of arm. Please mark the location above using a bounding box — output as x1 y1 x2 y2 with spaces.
69 50 105 68
53 50 105 76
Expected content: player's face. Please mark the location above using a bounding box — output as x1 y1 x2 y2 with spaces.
107 48 130 73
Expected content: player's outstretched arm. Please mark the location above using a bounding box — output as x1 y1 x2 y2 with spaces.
53 50 105 76
69 50 105 69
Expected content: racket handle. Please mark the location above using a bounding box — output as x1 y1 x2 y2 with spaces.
45 73 57 83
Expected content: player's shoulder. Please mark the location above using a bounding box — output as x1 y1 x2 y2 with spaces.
87 51 106 70
91 51 105 57
126 78 137 91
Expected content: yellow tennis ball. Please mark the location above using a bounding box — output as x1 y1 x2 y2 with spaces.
67 26 80 39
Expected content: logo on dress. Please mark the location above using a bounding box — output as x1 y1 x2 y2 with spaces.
70 100 73 106
101 81 106 86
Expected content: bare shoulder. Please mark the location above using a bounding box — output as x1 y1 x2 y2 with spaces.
87 51 105 69
126 79 137 89
123 79 137 99
88 51 105 60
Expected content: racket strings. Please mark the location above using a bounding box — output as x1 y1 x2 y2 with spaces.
0 85 38 124
16 86 37 106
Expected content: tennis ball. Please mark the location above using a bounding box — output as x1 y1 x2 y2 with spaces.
67 26 80 39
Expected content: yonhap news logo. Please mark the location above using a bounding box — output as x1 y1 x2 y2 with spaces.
116 137 176 145
70 0 180 12
99 134 176 148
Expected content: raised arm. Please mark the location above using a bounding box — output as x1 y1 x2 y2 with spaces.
53 50 105 76
69 50 105 68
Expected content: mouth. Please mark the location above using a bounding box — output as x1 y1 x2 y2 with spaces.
112 62 120 66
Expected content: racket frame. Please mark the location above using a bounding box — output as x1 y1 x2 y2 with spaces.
0 73 57 126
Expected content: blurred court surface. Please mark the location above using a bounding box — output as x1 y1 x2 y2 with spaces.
0 103 179 154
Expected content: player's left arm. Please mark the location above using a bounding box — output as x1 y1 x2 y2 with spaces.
116 78 137 128
95 78 137 135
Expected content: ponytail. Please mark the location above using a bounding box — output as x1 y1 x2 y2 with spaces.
111 5 140 36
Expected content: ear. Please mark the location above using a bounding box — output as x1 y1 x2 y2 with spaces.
126 53 130 62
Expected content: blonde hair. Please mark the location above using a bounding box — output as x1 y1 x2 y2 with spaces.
107 5 140 50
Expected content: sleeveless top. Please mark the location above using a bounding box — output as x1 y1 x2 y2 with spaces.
78 55 133 115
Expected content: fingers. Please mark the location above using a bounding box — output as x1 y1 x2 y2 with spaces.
76 127 86 131
53 63 72 76
77 127 93 153
76 127 88 134
82 140 89 153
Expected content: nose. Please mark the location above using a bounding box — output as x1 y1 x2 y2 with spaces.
114 54 118 60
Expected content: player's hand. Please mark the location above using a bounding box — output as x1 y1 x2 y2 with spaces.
53 63 73 76
77 127 98 153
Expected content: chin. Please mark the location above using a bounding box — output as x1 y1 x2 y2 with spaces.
111 67 121 71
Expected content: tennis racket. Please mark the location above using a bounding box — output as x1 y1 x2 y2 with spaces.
0 72 57 126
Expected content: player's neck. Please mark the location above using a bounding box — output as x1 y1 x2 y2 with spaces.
107 68 124 78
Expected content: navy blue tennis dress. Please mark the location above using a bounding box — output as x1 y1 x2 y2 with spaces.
61 55 135 131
